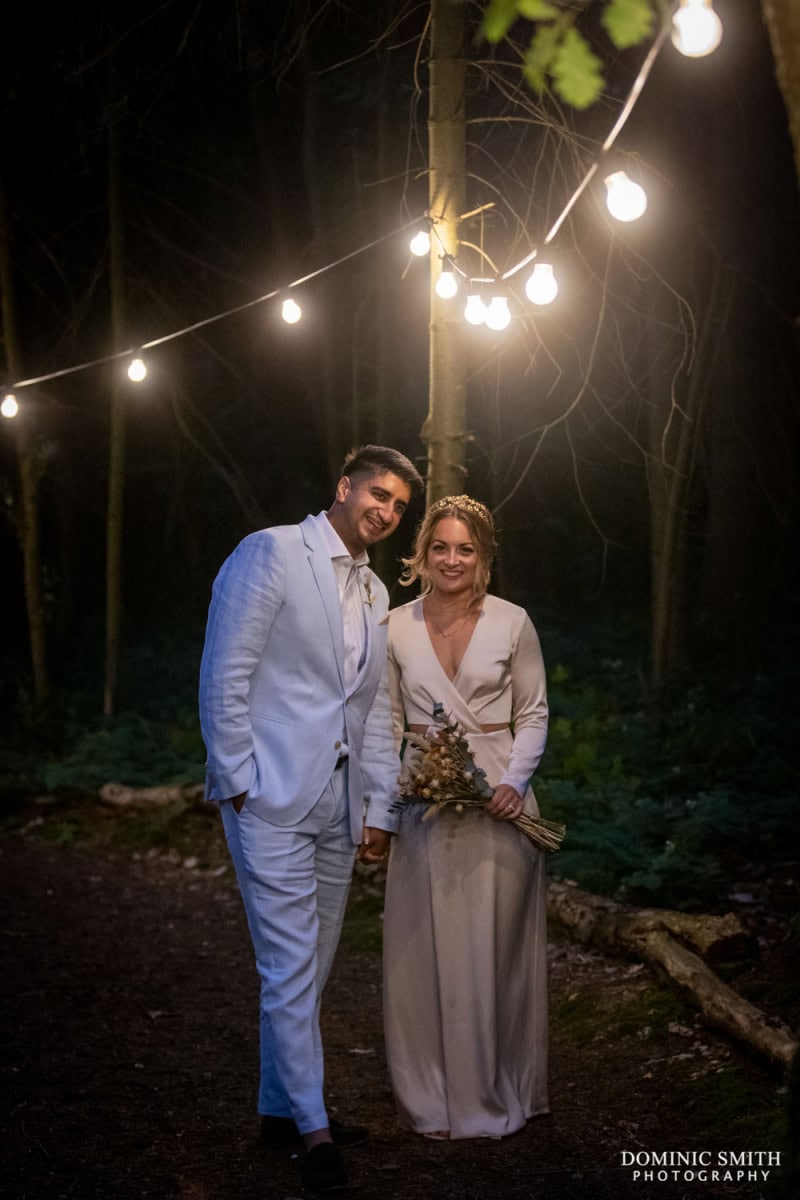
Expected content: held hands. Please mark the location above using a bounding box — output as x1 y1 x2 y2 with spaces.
485 784 524 822
358 826 392 864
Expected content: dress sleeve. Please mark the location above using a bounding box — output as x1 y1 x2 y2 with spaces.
498 612 548 796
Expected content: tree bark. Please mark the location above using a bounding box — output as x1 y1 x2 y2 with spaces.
99 782 205 808
0 178 49 705
548 881 797 1072
425 0 467 503
104 118 127 717
761 0 800 188
641 928 797 1072
647 255 729 684
300 47 341 487
547 880 757 962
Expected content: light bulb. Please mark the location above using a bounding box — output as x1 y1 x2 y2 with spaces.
435 269 458 300
127 357 147 382
604 171 648 222
1 392 19 419
672 0 723 57
525 263 559 306
409 229 431 257
484 296 511 331
464 294 486 326
281 297 302 324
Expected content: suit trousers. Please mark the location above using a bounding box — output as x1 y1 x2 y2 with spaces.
221 763 356 1132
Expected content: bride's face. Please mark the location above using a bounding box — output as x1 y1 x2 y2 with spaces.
426 517 478 598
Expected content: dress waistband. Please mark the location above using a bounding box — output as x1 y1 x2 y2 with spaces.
407 722 510 735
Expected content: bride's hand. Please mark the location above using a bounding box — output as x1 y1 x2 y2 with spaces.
485 784 524 821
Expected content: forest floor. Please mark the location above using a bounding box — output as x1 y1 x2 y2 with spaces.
1 793 797 1200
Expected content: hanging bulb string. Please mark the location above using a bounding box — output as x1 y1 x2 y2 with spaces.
11 219 420 390
8 8 708 389
429 222 470 278
500 13 672 283
443 14 671 297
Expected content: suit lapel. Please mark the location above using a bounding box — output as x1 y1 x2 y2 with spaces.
301 516 345 688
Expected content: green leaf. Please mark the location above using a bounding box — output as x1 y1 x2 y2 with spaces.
601 0 655 49
481 0 520 42
522 25 562 92
551 28 605 109
516 0 560 19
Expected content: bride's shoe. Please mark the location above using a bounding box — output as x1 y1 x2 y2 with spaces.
422 1130 450 1141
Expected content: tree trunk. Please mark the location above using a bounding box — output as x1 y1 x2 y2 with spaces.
761 0 800 188
547 881 797 1072
104 120 127 717
0 179 49 705
424 0 467 503
647 256 727 684
300 48 341 486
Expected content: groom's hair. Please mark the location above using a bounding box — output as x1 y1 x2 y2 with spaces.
341 445 424 496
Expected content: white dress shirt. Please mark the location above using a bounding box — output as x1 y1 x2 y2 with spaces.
314 511 368 692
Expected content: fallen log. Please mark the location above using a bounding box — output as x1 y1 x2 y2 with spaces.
641 929 797 1072
546 879 757 962
98 782 205 809
547 879 797 1073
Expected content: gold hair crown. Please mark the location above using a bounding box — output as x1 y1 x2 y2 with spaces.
428 494 494 527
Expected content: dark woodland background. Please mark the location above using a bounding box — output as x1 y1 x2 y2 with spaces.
1 0 798 907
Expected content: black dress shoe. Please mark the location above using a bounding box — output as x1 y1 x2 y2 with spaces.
260 1114 368 1149
260 1115 300 1146
301 1142 349 1193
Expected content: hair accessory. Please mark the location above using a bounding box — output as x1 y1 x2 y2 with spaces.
428 494 494 528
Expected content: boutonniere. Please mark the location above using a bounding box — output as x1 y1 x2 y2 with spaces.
362 571 375 607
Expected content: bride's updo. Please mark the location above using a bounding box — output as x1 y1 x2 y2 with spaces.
400 495 497 598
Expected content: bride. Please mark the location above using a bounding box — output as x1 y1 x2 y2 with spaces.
383 494 550 1140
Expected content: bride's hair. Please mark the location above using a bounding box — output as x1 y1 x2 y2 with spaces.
400 495 496 597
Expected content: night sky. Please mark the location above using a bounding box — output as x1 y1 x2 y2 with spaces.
1 0 798 682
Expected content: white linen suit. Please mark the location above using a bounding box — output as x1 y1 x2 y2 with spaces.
199 512 399 1131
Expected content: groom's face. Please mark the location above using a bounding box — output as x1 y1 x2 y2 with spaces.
331 470 411 556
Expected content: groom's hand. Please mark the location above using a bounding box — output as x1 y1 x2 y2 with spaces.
358 826 392 863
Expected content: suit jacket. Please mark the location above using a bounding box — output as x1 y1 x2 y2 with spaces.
199 514 400 842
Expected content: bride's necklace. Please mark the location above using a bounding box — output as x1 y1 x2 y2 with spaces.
424 601 475 639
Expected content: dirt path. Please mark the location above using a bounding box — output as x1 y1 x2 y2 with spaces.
0 825 792 1200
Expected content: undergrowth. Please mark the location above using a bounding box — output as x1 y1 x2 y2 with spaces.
1 616 797 910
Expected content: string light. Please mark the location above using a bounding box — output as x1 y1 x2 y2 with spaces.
525 263 558 306
281 297 302 324
1 392 18 419
3 13 718 390
127 356 147 382
409 229 431 257
604 171 648 222
435 257 459 299
464 293 487 326
672 0 723 57
484 296 511 331
8 222 416 393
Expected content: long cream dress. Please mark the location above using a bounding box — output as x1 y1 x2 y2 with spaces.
383 593 550 1140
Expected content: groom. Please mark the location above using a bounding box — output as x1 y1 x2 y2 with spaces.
199 445 422 1193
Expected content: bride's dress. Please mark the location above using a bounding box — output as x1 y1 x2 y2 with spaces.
383 594 550 1140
